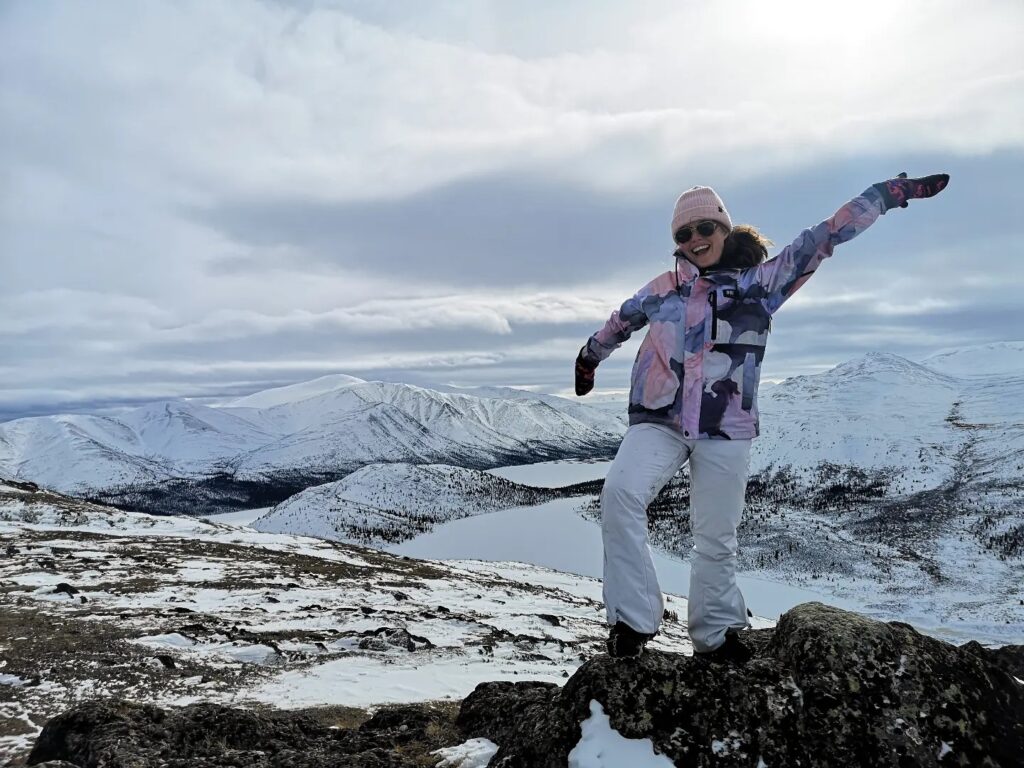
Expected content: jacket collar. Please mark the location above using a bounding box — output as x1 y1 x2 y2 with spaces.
675 256 740 285
675 256 700 284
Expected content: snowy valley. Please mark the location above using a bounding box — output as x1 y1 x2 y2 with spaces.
2 475 1021 767
1 342 1023 765
0 377 625 517
1 343 1022 644
0 480 702 764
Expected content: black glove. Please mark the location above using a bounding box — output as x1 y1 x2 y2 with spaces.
873 171 949 211
575 349 597 396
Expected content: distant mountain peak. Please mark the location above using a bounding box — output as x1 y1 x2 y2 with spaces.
225 373 368 409
828 351 952 381
921 340 1024 377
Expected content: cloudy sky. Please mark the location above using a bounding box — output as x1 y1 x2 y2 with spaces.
2 0 1022 421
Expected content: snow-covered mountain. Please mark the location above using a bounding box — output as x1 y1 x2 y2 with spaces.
920 340 1024 376
0 376 626 511
752 347 1024 496
1 342 1021 519
224 373 368 409
751 352 962 492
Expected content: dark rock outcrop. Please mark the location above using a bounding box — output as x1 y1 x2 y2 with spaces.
26 603 1024 767
26 699 454 768
463 603 1024 767
959 639 1024 680
4 478 40 493
457 680 559 747
357 627 435 652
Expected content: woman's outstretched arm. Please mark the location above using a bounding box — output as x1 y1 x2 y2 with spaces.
754 173 949 313
574 272 670 395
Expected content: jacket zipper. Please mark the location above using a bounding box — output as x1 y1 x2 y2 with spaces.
709 289 718 340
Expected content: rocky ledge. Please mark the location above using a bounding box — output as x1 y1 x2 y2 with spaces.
25 603 1024 768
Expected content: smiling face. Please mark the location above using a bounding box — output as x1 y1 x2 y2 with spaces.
676 219 728 269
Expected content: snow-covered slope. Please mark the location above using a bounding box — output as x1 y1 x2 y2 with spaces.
432 383 629 431
751 346 1024 495
252 463 560 546
0 481 695 762
0 414 174 491
230 381 623 475
121 401 274 470
921 341 1024 376
752 352 962 493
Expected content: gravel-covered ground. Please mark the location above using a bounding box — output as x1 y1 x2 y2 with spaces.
0 483 692 766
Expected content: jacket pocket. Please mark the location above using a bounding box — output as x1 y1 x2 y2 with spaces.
741 351 758 411
631 337 680 411
714 290 771 347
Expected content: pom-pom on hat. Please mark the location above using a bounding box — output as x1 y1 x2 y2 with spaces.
671 186 732 240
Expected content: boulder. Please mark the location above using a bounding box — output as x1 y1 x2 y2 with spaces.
461 603 1024 767
26 699 425 767
456 680 559 747
357 627 434 652
26 603 1023 767
959 639 1024 680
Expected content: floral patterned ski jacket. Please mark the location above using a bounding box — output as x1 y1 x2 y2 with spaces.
583 186 889 440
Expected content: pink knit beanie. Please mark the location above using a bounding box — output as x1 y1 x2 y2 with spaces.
671 186 732 239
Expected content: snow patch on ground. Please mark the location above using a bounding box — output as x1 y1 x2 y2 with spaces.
432 737 499 767
567 700 674 767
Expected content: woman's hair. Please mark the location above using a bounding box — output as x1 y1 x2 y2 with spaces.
718 225 773 270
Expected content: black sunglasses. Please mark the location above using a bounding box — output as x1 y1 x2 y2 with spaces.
674 220 719 244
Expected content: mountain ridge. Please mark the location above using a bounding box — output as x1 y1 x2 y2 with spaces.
0 379 625 513
1 343 1021 518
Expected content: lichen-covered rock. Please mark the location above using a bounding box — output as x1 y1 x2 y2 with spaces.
765 603 1022 767
357 627 434 652
960 639 1024 680
461 602 1023 767
25 699 442 768
26 603 1023 767
455 680 559 746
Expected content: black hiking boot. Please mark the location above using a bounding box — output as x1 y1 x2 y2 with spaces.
606 621 655 658
693 629 752 665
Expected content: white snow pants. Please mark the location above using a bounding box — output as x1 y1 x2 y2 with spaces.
601 423 751 653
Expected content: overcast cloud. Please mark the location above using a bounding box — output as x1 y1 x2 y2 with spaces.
2 0 1023 420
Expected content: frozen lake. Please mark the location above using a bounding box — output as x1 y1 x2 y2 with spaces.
388 497 853 621
204 507 269 527
213 459 848 621
205 459 1014 641
487 459 613 487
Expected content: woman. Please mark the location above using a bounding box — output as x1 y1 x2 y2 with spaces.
575 172 949 660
